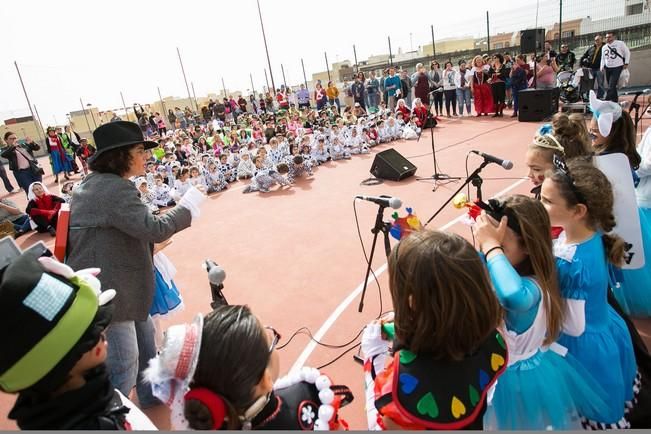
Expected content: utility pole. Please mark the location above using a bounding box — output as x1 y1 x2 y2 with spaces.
431 25 436 58
120 91 129 121
191 81 199 109
79 98 92 133
250 73 256 97
14 61 44 143
33 105 45 137
353 44 359 74
177 47 195 111
388 36 393 67
264 68 270 93
486 11 491 53
256 0 276 93
324 51 331 82
222 77 227 98
301 58 308 89
281 64 288 90
157 87 167 125
558 0 563 52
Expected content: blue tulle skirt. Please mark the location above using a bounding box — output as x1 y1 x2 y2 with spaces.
614 207 651 317
485 348 610 430
149 267 183 317
557 306 637 424
50 149 72 175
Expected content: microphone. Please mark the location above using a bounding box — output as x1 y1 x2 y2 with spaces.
471 150 514 170
355 195 402 209
205 260 228 308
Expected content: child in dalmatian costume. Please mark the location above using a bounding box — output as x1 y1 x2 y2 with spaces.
243 160 290 193
218 153 237 183
286 155 314 184
205 161 228 193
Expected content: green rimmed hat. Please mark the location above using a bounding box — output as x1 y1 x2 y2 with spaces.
0 253 112 393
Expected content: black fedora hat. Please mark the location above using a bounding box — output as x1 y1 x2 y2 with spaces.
89 121 158 163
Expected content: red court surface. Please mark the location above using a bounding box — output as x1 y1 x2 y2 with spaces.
1 112 650 429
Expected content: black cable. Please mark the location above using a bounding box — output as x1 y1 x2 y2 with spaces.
275 200 387 365
317 343 361 370
360 177 383 186
276 326 364 351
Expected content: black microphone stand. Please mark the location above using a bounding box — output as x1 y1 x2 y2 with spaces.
206 260 228 309
358 204 393 313
416 102 461 191
424 160 489 227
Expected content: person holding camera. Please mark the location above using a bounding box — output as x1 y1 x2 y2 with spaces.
1 132 42 197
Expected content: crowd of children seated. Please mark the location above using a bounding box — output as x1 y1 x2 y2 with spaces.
105 102 426 203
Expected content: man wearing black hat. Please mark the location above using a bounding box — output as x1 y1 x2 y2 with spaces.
0 253 155 429
65 121 205 408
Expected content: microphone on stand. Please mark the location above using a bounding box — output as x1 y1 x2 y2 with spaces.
471 150 514 170
355 195 402 209
205 260 228 309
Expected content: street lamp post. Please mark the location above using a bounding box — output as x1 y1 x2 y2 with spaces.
256 0 276 94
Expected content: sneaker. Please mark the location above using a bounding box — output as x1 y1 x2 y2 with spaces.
47 226 57 237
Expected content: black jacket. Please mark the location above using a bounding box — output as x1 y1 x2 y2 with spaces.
1 141 40 172
8 367 130 430
581 44 603 70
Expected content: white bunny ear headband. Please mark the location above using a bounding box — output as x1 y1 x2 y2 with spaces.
589 90 622 137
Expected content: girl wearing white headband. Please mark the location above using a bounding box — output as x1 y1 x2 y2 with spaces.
589 91 651 318
146 305 353 431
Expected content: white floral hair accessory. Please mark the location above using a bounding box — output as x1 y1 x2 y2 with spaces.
589 90 622 138
144 314 203 430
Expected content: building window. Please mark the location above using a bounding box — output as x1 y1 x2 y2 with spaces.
494 42 504 49
626 2 643 14
562 30 575 38
505 42 510 48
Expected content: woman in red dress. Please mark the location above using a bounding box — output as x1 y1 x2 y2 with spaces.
471 55 494 116
412 98 429 128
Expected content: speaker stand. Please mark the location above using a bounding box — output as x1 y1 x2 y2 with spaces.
416 111 460 191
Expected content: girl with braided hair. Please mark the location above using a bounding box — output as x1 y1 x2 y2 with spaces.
541 158 638 429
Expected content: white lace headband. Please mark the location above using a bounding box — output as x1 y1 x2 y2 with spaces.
144 314 204 430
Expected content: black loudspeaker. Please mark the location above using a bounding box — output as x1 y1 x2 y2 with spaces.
518 88 560 122
520 28 545 53
370 148 417 181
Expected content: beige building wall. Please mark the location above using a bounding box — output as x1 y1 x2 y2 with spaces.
422 37 475 56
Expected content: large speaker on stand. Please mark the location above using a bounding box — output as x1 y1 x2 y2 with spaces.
370 148 417 181
520 28 546 53
517 88 560 122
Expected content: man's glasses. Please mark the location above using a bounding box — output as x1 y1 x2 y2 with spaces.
265 326 281 353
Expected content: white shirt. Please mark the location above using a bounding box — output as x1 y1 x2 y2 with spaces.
601 40 630 69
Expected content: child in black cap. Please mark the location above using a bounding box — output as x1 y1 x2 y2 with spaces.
0 251 155 430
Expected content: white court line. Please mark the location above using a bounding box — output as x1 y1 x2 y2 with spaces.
290 177 527 372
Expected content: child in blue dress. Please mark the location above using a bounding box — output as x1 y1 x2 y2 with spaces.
541 158 638 429
589 92 651 317
475 195 609 429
